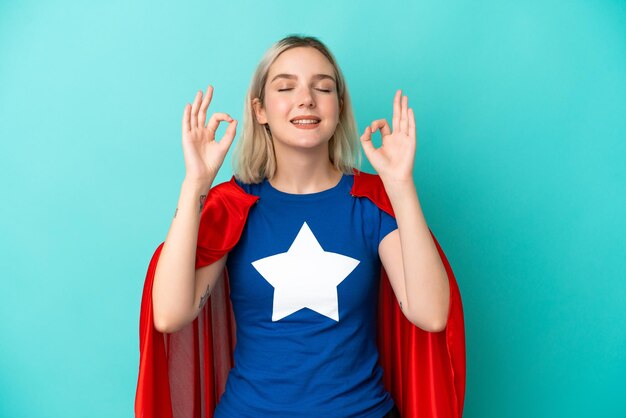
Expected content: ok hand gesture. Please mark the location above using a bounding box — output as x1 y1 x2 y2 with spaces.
182 85 237 185
360 90 416 184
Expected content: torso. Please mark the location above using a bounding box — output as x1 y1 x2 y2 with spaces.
214 173 397 417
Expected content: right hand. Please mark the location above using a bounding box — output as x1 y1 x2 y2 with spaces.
181 85 237 185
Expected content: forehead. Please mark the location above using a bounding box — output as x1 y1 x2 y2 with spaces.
267 47 335 81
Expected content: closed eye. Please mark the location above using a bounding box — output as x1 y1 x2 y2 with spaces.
277 88 332 92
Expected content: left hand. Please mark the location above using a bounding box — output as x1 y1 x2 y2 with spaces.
360 89 416 184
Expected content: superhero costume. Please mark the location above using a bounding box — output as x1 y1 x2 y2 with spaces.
214 171 398 416
135 168 466 418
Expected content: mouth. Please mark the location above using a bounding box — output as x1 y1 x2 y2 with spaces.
290 117 321 129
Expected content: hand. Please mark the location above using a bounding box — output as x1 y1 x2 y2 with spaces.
181 85 237 185
360 89 416 184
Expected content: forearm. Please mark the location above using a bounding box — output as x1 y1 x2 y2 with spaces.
152 177 213 332
384 179 450 329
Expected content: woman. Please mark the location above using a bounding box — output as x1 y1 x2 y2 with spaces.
138 35 465 418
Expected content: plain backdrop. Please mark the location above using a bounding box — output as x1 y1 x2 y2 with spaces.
1 1 625 417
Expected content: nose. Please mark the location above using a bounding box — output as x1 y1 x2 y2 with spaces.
298 88 316 108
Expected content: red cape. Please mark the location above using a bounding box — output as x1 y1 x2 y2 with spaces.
135 169 466 418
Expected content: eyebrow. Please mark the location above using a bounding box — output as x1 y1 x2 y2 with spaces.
270 73 336 84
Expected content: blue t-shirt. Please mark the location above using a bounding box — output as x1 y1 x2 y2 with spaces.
214 173 398 417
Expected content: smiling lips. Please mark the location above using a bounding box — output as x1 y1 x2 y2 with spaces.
290 115 321 129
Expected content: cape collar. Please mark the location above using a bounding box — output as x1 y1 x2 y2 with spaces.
223 167 396 218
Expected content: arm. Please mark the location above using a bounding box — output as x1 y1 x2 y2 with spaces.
378 181 449 332
152 178 228 334
152 84 237 333
361 89 449 332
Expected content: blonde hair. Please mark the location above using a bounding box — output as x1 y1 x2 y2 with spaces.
232 34 361 184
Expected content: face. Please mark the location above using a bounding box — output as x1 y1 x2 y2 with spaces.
253 47 343 151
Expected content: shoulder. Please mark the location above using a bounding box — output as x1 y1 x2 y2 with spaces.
352 168 386 183
196 176 258 254
200 176 259 216
351 169 394 218
208 176 257 198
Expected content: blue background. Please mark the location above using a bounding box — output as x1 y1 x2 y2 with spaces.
1 1 624 417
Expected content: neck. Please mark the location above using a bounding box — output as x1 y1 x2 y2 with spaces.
269 142 343 194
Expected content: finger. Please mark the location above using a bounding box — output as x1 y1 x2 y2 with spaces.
206 112 234 137
408 107 416 140
198 85 214 128
190 90 202 128
392 89 402 132
219 119 238 150
401 95 409 134
360 126 376 157
182 103 191 136
370 119 392 137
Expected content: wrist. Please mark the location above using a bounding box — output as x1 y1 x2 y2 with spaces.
176 179 212 217
182 176 213 193
381 177 416 199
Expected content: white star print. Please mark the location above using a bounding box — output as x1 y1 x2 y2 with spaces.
251 222 360 322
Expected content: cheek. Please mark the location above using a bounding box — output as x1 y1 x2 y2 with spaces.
322 98 341 120
265 95 292 116
276 101 293 114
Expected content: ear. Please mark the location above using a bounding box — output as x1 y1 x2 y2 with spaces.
339 98 344 114
252 98 268 124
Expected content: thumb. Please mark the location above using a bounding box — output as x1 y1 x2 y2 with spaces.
219 119 238 151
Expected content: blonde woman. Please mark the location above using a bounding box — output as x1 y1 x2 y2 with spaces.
136 35 465 418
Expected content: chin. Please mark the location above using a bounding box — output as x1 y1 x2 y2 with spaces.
297 134 334 147
274 133 333 150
